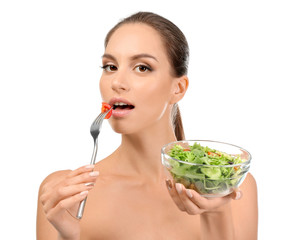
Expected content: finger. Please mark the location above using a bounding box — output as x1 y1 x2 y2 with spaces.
185 188 211 209
42 170 98 212
41 166 95 195
231 188 243 200
175 183 204 215
182 187 208 209
165 179 186 211
67 165 95 178
189 189 233 210
65 170 99 186
42 183 94 213
44 165 96 193
46 191 89 221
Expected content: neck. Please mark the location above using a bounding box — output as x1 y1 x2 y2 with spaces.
115 120 177 183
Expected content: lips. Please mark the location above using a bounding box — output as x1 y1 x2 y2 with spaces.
109 97 135 118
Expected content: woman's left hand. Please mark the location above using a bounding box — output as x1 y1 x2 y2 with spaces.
165 179 242 214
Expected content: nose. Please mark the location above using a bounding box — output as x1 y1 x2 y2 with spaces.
111 70 130 93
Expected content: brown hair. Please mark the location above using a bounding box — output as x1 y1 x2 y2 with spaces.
104 12 189 140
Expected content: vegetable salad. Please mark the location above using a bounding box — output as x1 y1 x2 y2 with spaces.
167 143 247 196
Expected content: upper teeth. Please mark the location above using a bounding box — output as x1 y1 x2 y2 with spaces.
114 102 128 106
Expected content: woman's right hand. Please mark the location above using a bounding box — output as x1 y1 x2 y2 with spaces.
38 165 99 240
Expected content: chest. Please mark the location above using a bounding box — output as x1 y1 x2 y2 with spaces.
79 180 201 240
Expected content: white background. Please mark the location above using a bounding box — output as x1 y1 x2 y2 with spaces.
0 0 295 239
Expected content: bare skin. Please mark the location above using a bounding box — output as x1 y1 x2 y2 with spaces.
37 23 258 240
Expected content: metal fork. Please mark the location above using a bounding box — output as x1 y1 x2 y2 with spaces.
76 108 112 219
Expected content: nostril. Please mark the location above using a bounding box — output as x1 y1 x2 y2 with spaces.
111 76 130 92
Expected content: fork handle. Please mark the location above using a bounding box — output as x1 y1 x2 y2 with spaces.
90 137 99 165
76 138 98 219
76 197 87 219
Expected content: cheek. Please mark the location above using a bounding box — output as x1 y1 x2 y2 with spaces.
140 73 172 100
135 77 172 117
99 78 109 100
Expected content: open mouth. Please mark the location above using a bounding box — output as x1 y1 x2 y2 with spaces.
112 102 135 110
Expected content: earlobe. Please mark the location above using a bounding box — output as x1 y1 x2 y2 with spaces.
171 76 189 103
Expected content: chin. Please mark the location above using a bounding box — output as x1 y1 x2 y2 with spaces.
109 120 139 135
108 109 170 136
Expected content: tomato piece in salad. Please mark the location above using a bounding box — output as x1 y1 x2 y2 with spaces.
207 151 221 157
101 102 112 119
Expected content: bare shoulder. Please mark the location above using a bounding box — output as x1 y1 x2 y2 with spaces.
246 172 256 184
44 169 71 180
240 172 257 194
231 172 258 206
231 172 258 211
41 169 71 184
231 172 258 239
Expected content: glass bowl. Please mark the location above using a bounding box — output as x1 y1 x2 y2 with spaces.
161 140 251 198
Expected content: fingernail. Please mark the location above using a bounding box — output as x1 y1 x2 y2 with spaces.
186 189 193 198
85 164 95 169
89 171 99 177
80 190 89 196
176 183 183 194
166 179 172 190
85 182 95 186
235 191 241 200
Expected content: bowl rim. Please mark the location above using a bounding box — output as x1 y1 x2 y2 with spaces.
161 140 252 167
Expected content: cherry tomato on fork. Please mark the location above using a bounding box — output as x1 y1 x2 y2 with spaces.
101 102 112 119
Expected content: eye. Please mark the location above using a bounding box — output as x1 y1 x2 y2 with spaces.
134 65 152 73
101 64 117 72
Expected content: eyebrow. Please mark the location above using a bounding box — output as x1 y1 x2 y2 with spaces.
130 53 158 62
102 53 158 62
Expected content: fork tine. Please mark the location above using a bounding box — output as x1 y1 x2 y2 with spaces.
95 114 105 125
96 110 110 124
93 108 112 126
94 113 105 124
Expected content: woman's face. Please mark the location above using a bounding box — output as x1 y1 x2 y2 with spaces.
100 23 178 134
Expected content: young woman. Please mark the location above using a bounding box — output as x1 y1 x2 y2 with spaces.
37 12 258 240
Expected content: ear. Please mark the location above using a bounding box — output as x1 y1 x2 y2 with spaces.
170 75 189 104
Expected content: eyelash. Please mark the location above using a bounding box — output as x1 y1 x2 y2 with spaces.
101 64 153 72
101 65 117 72
135 64 152 72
